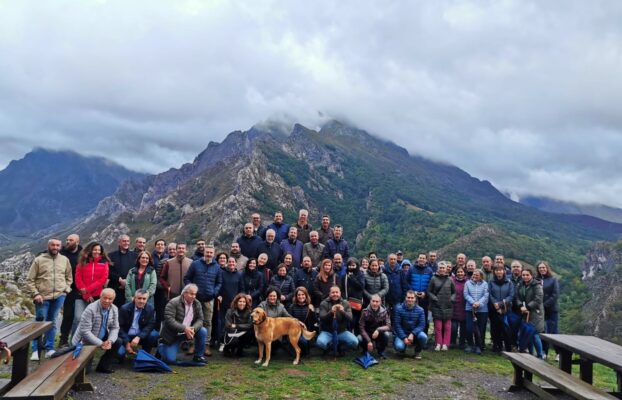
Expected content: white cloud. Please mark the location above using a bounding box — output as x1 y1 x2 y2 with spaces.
1 0 621 207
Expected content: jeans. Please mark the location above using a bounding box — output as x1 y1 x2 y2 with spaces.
315 331 359 350
72 298 90 335
433 319 451 346
465 311 488 350
489 311 512 351
543 310 559 355
117 329 160 357
32 295 66 352
59 291 78 343
393 331 428 353
451 319 466 348
158 327 207 363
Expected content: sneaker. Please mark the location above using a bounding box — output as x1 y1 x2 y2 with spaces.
45 350 56 359
219 344 225 352
30 352 39 361
464 346 473 353
193 355 208 364
474 347 482 355
434 344 441 351
441 345 448 351
378 351 388 360
555 354 560 362
542 354 547 360
414 352 422 360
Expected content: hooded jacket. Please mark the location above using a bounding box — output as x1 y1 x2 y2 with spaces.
75 256 109 301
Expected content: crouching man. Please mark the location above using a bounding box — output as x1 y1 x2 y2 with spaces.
359 294 391 359
393 290 428 360
158 284 208 364
72 288 119 373
316 286 359 355
118 289 159 358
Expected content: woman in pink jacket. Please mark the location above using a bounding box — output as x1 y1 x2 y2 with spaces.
72 242 110 334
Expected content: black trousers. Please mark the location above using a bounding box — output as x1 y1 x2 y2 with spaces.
59 290 79 342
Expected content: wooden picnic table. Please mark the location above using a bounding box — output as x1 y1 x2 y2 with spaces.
540 334 622 395
0 320 52 394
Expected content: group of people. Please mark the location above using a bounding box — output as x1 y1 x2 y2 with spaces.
24 209 560 373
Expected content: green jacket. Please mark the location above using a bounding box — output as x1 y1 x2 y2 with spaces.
125 266 157 303
514 279 545 332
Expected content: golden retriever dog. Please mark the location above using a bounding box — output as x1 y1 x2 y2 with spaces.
251 307 316 367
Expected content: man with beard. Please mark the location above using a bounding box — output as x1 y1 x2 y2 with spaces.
294 256 318 295
250 213 267 240
59 233 82 347
26 238 73 360
255 229 282 273
152 239 169 329
317 215 333 245
191 239 206 261
230 242 248 272
266 211 290 243
237 223 262 259
322 225 349 261
293 209 313 244
280 226 303 270
426 252 439 273
160 243 194 299
133 237 147 253
108 235 137 308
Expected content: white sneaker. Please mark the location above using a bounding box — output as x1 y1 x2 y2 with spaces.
219 344 225 352
542 354 547 360
30 352 39 361
434 344 441 351
441 345 448 351
555 354 560 362
45 350 56 359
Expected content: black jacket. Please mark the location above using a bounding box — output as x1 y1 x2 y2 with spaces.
118 302 156 344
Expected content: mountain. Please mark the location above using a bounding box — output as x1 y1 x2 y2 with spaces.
519 196 622 224
3 121 622 335
581 241 622 344
0 148 144 236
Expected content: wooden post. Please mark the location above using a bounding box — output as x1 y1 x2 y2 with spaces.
9 346 28 389
579 357 593 384
558 348 572 373
508 364 524 392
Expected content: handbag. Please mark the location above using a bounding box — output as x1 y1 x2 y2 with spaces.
345 274 363 311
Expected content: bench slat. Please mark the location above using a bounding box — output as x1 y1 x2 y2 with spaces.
4 346 97 400
31 346 97 399
503 352 617 400
0 322 33 342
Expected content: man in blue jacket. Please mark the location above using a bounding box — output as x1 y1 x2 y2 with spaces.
407 254 433 335
393 290 428 359
322 225 350 260
267 211 290 243
184 244 222 356
117 289 159 358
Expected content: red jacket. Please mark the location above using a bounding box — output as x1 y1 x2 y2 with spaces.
75 257 109 301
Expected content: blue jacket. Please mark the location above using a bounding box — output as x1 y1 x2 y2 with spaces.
267 222 290 243
408 264 433 293
293 267 317 295
393 302 426 339
541 276 560 313
488 276 514 310
219 269 244 310
183 258 223 302
464 279 489 312
269 274 295 304
236 235 263 259
322 238 350 260
118 302 156 344
279 238 304 269
384 264 408 306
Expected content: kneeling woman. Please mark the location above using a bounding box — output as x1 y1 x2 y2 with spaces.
223 293 253 357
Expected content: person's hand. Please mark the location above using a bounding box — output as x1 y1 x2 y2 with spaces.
131 336 141 347
33 295 43 304
404 337 412 346
521 306 527 313
367 342 374 352
79 288 87 294
281 295 286 302
87 297 94 303
184 326 195 340
217 296 222 303
125 342 136 355
473 302 480 309
372 330 379 340
231 324 236 329
101 340 112 350
494 303 500 310
119 278 126 288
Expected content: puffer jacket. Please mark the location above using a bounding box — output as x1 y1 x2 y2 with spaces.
359 305 391 342
363 270 389 303
25 252 73 300
464 279 489 313
125 266 157 303
541 275 560 314
75 256 109 301
393 302 426 339
341 270 365 302
258 300 291 318
408 265 433 293
515 278 545 332
183 258 223 303
242 268 265 307
288 302 317 332
451 276 467 321
269 274 296 304
224 308 252 331
427 274 456 321
488 276 514 310
384 264 407 306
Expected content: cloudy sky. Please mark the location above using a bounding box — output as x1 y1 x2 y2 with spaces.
1 1 621 207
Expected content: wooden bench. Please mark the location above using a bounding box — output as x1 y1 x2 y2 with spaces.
503 352 617 400
4 345 97 400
